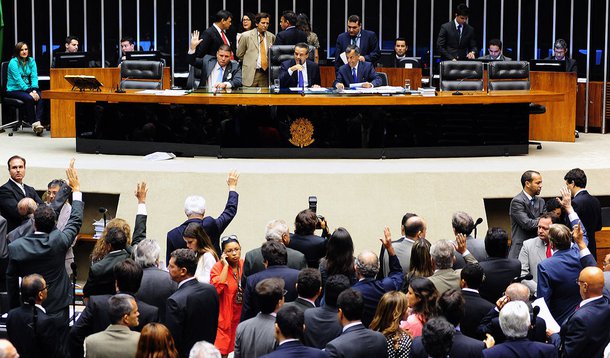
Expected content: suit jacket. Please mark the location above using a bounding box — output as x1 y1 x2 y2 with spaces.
135 266 177 320
0 179 43 232
519 236 549 295
411 331 485 358
288 232 326 268
186 53 242 89
479 54 512 61
549 296 610 358
7 200 83 314
571 190 602 258
325 323 388 358
84 324 140 358
261 340 327 358
166 190 238 263
333 62 383 88
478 306 547 344
428 253 477 295
334 29 381 69
544 55 578 73
83 249 131 297
241 265 300 321
234 312 277 358
7 304 62 358
483 338 558 358
236 29 276 87
274 27 308 46
194 25 236 59
461 289 495 339
478 257 521 303
453 236 489 269
436 20 478 60
303 305 343 348
380 237 413 277
279 59 321 89
283 297 316 312
509 192 545 259
243 246 307 283
166 278 219 358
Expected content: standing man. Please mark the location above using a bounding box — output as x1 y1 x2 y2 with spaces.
192 10 235 59
333 45 382 89
117 36 135 66
379 213 422 277
278 43 321 89
479 39 511 60
508 170 545 259
0 155 44 232
236 12 275 87
275 11 308 46
437 3 478 61
545 39 577 72
187 40 242 90
334 15 380 70
564 168 602 260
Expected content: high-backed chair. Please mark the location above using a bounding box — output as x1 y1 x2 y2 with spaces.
186 64 203 90
487 61 530 91
0 61 27 135
119 60 164 90
439 61 484 92
268 45 316 86
377 72 388 86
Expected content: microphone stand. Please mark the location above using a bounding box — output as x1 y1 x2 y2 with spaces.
452 70 479 96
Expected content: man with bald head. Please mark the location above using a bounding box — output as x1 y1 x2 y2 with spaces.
353 228 403 327
548 266 610 357
6 197 37 242
380 213 423 277
0 339 18 358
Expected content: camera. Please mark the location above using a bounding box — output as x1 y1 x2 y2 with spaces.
308 196 326 231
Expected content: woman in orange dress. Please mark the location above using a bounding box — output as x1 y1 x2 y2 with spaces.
210 235 244 358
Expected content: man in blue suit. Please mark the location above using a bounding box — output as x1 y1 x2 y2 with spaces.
260 305 326 358
334 15 380 70
278 43 321 89
334 45 382 90
187 42 242 90
274 11 308 46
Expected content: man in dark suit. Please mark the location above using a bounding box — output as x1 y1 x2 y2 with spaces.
564 168 602 260
166 170 239 262
187 42 242 90
460 263 494 339
549 266 610 357
166 249 219 358
7 274 62 358
334 45 383 89
411 289 486 358
325 289 387 357
479 38 512 60
0 155 44 232
303 274 350 348
334 15 380 70
544 39 578 73
191 10 235 59
478 227 521 303
509 170 545 259
241 241 300 321
279 43 322 89
453 211 488 269
69 259 159 358
287 209 326 267
274 11 308 46
6 159 82 345
283 268 321 312
260 305 326 358
483 301 557 358
436 4 478 61
379 38 410 68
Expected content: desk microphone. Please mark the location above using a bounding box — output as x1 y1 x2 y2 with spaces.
452 70 480 95
473 217 483 238
115 77 130 93
99 207 108 227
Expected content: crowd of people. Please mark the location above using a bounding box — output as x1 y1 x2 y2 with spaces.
0 153 608 358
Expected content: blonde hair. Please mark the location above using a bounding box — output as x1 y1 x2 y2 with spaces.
369 291 409 350
90 218 132 262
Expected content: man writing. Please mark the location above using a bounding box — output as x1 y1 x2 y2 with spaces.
334 45 382 90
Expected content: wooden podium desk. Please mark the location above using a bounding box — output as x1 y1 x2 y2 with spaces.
49 67 171 138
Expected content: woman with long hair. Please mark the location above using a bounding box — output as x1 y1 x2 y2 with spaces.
296 13 320 63
236 12 256 50
210 235 244 358
90 218 133 263
400 277 439 337
406 239 434 282
135 322 179 358
370 291 413 358
183 222 219 283
319 227 356 288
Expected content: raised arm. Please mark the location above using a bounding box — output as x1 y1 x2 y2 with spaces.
131 182 148 247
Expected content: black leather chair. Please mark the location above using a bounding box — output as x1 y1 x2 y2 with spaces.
186 64 203 90
439 60 484 92
377 72 388 86
268 45 316 85
0 61 27 135
602 207 610 227
119 60 164 90
487 61 530 91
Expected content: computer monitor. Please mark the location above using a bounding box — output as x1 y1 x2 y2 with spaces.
529 59 567 72
53 52 90 68
125 51 162 61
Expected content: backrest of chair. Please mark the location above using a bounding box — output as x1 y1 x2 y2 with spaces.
268 45 316 85
377 72 388 86
439 61 484 91
186 64 202 90
120 60 164 89
1 61 9 94
488 61 531 91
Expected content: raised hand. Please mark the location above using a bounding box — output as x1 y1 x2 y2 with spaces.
65 159 80 192
135 182 148 204
190 30 203 50
227 170 239 191
454 233 467 254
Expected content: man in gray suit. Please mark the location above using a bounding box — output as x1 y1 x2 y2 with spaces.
428 237 477 295
187 39 242 90
453 211 487 268
518 212 557 295
234 278 284 358
380 213 424 277
509 170 545 259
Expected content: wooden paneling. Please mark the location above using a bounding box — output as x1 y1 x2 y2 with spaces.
575 81 605 131
319 66 422 89
596 229 610 270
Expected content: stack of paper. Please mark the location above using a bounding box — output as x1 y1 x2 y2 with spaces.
93 219 106 239
418 87 437 97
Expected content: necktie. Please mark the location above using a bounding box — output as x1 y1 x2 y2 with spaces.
352 68 357 83
546 243 552 258
298 68 304 87
259 33 268 71
458 24 463 41
530 198 535 207
351 37 357 46
216 67 224 86
220 31 234 60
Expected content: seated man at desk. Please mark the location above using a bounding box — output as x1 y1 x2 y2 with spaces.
380 38 409 68
334 45 382 90
118 36 135 66
278 42 320 88
545 38 577 73
187 35 242 90
479 39 511 60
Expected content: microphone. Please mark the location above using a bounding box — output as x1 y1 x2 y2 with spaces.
473 217 483 238
115 77 129 93
98 207 108 214
512 273 534 283
452 70 480 96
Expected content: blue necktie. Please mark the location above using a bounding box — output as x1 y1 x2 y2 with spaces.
458 24 463 41
216 67 224 85
352 68 357 83
298 69 304 87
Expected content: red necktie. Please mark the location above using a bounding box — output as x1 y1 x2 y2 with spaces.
546 244 552 258
220 31 234 60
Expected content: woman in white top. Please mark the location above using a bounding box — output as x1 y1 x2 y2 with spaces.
183 222 219 283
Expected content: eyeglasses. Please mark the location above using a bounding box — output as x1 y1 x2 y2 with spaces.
224 248 240 254
39 285 48 292
575 279 587 286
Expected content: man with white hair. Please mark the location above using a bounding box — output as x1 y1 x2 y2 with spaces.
428 236 477 295
166 170 239 263
482 301 557 357
189 341 221 358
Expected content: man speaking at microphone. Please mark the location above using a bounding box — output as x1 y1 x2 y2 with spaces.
278 43 321 89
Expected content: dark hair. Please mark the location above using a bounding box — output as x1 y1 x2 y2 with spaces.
276 305 305 340
239 12 256 32
34 205 57 233
347 15 361 25
324 274 351 307
337 288 363 321
255 278 285 314
404 216 425 238
422 317 454 358
401 213 418 230
484 227 509 258
549 224 572 250
114 259 143 293
20 274 45 304
108 294 135 324
221 235 240 252
13 42 30 59
262 240 288 266
214 10 233 23
47 179 64 189
183 222 218 260
345 44 361 56
408 238 434 279
520 170 541 187
554 38 568 50
437 289 465 326
295 209 317 235
255 12 271 24
460 263 485 289
455 3 470 17
295 42 310 54
540 211 560 224
7 155 26 169
120 36 134 45
65 35 79 45
395 37 407 45
488 38 502 49
564 168 587 188
281 10 297 26
296 13 311 33
451 212 474 236
409 277 439 321
323 227 355 279
544 198 563 214
296 268 321 299
218 44 231 53
105 227 128 251
170 248 198 276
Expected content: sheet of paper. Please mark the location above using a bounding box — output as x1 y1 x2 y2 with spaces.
532 297 561 333
339 52 348 65
349 82 366 89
